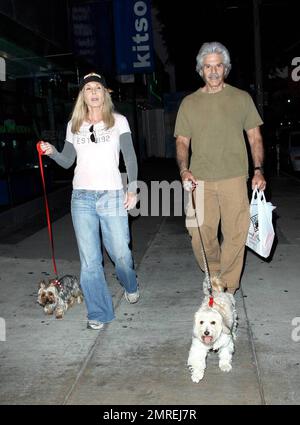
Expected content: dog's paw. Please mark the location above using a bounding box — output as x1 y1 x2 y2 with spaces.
44 306 54 315
55 308 64 319
219 362 232 372
191 369 205 383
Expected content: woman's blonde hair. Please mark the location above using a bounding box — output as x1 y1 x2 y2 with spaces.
70 85 115 133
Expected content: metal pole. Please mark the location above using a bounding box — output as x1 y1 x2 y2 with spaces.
253 0 264 118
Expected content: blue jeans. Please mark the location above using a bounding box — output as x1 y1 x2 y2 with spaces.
71 189 138 323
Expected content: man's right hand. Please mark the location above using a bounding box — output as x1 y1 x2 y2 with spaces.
181 170 197 192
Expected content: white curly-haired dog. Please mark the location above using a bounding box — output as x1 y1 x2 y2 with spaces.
187 277 238 383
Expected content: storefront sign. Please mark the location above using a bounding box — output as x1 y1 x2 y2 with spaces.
113 0 154 74
71 1 114 74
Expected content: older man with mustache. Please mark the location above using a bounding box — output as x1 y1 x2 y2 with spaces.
175 41 266 295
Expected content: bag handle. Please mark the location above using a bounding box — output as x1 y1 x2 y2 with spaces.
250 187 258 203
251 187 266 204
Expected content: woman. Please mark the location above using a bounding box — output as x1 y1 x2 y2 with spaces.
41 72 139 330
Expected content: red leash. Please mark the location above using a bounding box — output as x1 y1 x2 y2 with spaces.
36 141 58 277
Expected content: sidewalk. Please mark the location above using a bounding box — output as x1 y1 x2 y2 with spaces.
0 173 299 405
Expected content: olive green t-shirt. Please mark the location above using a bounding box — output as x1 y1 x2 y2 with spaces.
174 84 263 180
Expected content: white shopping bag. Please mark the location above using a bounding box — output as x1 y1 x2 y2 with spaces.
246 188 276 258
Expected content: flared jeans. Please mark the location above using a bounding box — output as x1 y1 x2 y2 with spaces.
71 189 138 323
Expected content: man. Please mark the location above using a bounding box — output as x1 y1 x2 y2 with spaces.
175 41 266 295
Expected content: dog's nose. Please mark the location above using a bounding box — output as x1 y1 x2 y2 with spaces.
204 330 210 336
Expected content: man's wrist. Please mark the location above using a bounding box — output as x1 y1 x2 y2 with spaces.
180 168 189 177
254 166 264 174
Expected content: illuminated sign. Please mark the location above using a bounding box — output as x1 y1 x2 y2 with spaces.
113 0 154 74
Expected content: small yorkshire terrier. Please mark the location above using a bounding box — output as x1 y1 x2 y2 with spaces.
37 275 83 319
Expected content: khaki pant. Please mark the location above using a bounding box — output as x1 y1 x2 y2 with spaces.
186 176 250 291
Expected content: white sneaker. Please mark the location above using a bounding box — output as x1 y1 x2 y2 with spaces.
124 289 140 304
87 320 104 330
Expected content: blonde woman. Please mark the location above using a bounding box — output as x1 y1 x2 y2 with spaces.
40 73 139 330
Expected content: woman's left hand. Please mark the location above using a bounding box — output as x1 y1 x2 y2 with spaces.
124 192 138 210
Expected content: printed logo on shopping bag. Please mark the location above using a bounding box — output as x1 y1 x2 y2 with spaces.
247 213 259 244
251 214 258 232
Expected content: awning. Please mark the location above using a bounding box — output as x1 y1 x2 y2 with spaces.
0 37 52 78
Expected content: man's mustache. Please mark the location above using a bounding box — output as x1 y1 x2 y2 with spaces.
208 73 220 79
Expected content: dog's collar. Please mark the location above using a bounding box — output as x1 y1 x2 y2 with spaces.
53 279 62 288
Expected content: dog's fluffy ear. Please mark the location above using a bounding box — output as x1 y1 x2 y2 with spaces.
194 310 203 323
222 322 231 335
221 311 233 335
38 280 46 289
193 310 202 334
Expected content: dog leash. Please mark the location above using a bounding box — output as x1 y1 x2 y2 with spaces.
191 189 214 307
36 141 58 278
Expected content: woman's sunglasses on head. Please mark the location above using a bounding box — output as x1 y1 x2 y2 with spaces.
89 125 96 143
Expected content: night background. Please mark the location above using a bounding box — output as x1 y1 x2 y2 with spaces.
0 0 299 211
153 0 299 92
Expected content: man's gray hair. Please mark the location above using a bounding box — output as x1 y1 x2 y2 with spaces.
196 41 231 78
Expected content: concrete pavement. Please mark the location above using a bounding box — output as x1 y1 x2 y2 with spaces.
0 171 299 406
